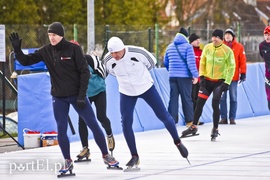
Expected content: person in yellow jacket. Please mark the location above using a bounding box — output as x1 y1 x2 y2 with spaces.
181 29 235 141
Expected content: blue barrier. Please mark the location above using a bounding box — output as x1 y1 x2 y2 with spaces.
17 63 270 146
14 48 47 71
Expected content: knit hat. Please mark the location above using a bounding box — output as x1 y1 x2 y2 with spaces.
212 29 223 39
189 33 200 43
225 28 235 37
48 22 65 37
264 26 270 34
179 27 189 37
107 37 125 52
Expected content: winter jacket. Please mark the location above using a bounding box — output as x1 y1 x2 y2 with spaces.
104 45 156 96
223 38 247 81
85 54 106 97
164 33 199 78
193 46 202 72
259 40 270 78
14 38 90 98
193 46 202 82
200 43 235 85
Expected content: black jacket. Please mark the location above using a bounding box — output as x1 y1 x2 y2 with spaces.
259 40 270 75
14 38 90 98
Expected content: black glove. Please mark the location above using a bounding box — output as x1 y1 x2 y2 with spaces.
77 96 86 109
239 73 246 84
222 82 229 92
9 32 22 52
199 76 205 87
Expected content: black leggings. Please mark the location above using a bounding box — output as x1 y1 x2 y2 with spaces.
78 91 112 148
192 83 200 111
193 80 224 129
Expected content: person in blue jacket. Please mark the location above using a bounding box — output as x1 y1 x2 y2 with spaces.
164 27 199 127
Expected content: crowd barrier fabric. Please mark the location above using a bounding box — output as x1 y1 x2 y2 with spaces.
17 63 270 145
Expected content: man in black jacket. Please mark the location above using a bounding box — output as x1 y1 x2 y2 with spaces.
9 22 119 175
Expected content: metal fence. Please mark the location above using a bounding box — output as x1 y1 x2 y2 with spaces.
0 23 266 116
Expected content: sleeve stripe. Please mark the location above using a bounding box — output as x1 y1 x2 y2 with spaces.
91 54 106 78
128 47 156 70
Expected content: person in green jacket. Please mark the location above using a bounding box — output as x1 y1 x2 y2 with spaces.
70 40 115 161
182 29 235 141
76 53 115 161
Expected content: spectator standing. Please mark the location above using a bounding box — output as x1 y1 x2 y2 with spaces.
189 33 204 125
164 28 199 127
259 26 270 110
219 28 247 125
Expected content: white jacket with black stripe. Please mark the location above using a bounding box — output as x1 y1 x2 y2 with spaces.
104 45 157 96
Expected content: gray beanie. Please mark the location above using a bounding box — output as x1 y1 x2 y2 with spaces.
225 28 235 37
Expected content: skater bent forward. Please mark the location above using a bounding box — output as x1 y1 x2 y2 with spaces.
76 53 115 161
69 41 115 162
103 37 189 169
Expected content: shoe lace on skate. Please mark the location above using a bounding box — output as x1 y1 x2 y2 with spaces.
103 154 117 165
78 147 89 156
60 159 73 171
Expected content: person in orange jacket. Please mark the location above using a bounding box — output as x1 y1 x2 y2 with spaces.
219 28 247 125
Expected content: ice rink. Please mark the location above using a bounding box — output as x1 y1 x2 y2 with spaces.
0 115 270 180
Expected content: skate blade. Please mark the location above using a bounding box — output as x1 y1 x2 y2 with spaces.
57 171 75 178
180 133 199 139
74 158 91 163
186 158 191 165
123 166 140 172
107 165 123 170
211 137 216 141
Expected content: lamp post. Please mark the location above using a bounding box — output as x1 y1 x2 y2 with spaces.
87 0 95 53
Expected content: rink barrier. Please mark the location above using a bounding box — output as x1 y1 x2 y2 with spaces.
17 63 270 146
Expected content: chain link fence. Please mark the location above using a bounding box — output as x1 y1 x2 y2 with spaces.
0 116 18 137
0 23 266 134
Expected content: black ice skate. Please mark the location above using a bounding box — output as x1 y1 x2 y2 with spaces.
124 156 140 172
103 154 123 170
181 125 199 138
211 127 220 141
57 159 75 178
176 141 190 164
74 147 91 163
